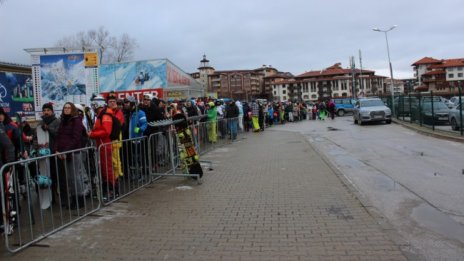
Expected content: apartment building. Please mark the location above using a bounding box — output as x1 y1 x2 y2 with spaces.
412 57 464 94
271 63 386 102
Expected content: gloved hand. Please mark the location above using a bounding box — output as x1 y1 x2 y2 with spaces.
134 127 140 134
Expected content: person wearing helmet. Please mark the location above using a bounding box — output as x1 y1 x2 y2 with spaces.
88 98 116 200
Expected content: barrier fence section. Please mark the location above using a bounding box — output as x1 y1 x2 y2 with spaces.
98 136 153 206
385 90 463 136
0 147 100 253
1 116 244 253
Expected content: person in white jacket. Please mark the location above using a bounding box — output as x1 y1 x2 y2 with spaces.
235 100 244 131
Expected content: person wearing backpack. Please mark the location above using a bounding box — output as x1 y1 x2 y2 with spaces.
107 94 124 178
88 96 117 200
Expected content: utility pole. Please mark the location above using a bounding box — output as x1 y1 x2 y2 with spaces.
359 50 364 95
350 56 356 99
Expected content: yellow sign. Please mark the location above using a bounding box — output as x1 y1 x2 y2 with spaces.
167 91 185 98
84 52 98 67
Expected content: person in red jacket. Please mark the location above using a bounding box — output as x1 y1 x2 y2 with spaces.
88 96 116 200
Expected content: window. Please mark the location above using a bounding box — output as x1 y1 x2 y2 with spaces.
449 74 454 78
282 90 286 94
458 73 463 78
273 91 276 95
458 67 463 71
448 67 454 71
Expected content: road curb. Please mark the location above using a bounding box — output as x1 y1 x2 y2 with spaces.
392 119 464 143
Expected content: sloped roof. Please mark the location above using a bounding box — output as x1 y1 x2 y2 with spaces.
411 57 442 66
296 63 374 78
436 58 464 68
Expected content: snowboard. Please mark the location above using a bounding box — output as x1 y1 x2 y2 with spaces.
172 114 203 179
36 126 52 210
2 166 17 235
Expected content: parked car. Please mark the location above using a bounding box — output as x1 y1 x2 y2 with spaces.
411 100 450 125
332 98 356 116
353 97 392 125
449 104 463 130
447 96 462 108
394 96 417 116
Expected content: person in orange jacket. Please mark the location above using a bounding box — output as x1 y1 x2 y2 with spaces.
88 96 116 200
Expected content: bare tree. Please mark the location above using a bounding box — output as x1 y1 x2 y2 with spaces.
110 34 138 63
55 26 138 64
88 27 113 64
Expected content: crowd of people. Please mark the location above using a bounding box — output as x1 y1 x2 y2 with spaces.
0 93 339 233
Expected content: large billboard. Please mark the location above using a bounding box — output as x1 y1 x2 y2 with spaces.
32 52 98 119
0 72 35 119
99 60 166 100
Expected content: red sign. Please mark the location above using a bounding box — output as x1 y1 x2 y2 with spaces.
101 88 163 101
167 65 191 86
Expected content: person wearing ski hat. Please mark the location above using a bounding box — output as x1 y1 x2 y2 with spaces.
88 96 117 199
32 102 61 204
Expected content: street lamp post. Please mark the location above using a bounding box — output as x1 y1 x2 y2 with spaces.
373 25 397 117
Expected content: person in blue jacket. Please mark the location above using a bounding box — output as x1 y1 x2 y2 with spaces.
126 96 147 138
125 96 148 180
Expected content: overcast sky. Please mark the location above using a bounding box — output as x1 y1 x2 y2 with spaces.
1 0 463 79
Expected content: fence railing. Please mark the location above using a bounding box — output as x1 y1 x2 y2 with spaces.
0 147 101 253
1 116 243 253
381 89 463 136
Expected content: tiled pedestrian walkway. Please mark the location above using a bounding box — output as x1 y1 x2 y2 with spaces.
3 130 407 260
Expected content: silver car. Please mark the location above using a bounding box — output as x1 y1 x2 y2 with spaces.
353 98 392 125
449 104 463 130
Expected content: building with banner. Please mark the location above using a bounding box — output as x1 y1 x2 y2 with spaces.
99 59 203 101
0 61 34 120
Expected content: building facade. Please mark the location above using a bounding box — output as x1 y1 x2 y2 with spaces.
412 57 464 94
271 63 386 102
191 55 281 100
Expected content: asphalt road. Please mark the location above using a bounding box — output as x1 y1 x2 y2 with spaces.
273 117 464 261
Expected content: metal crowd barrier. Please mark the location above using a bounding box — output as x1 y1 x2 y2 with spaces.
1 116 244 253
97 136 153 206
0 147 100 253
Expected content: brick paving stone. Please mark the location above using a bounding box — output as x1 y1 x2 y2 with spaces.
1 130 408 260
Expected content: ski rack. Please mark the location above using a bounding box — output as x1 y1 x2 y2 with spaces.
147 118 183 127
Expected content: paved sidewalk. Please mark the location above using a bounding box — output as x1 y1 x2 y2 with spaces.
3 130 407 260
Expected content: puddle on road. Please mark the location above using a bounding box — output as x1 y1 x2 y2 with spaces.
411 204 464 243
